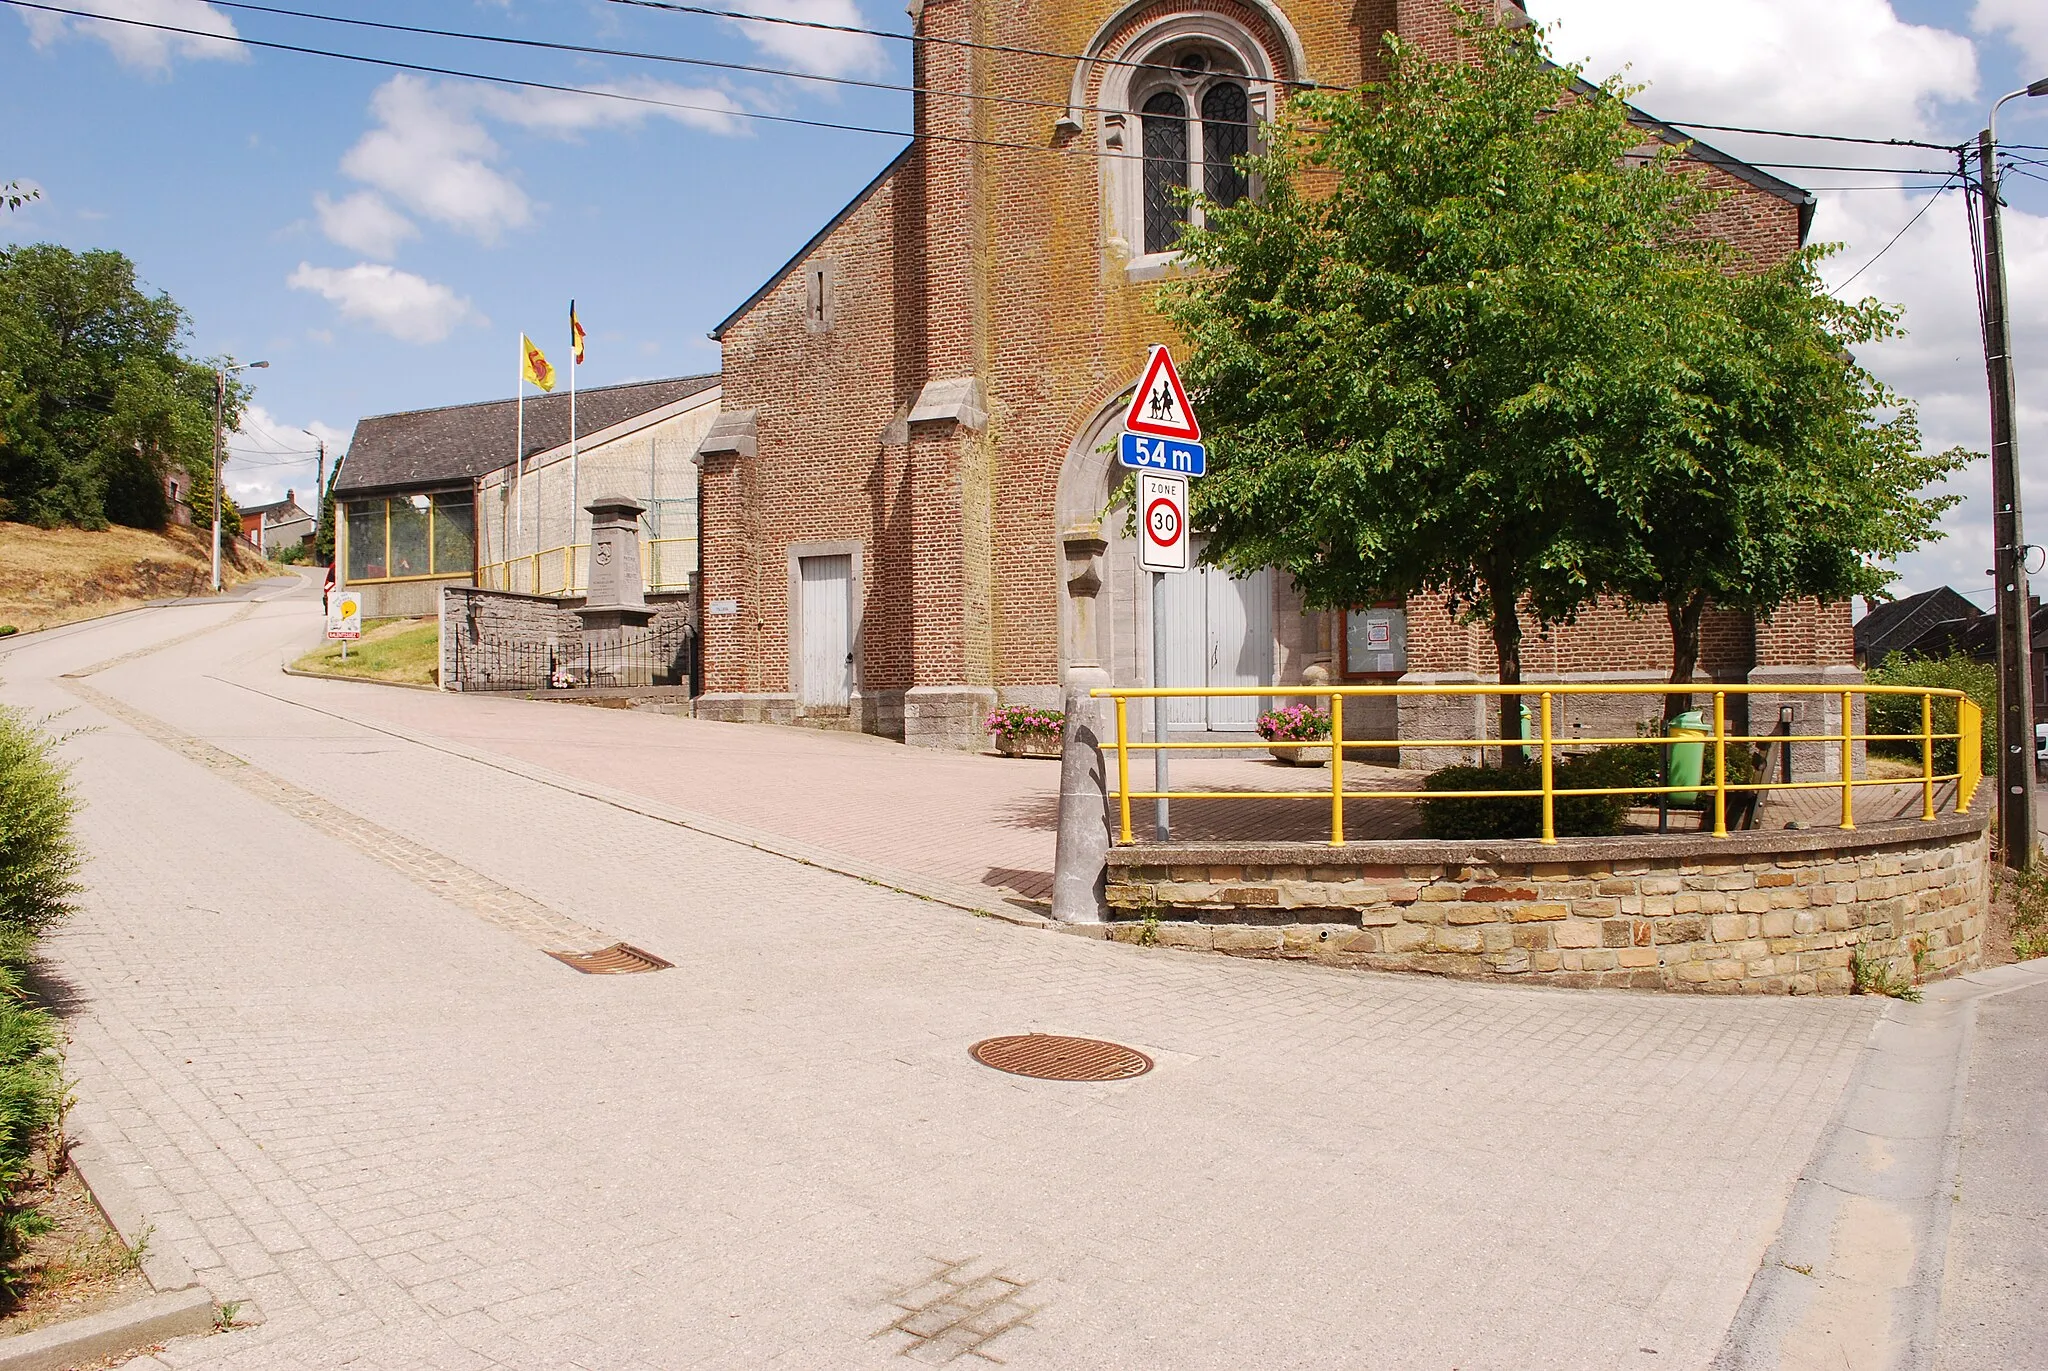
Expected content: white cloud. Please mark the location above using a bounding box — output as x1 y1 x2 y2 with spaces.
286 262 483 343
1974 0 2048 73
1543 0 1977 137
725 0 887 79
18 0 243 72
329 76 747 247
476 79 747 137
340 76 530 243
224 404 347 507
312 190 418 259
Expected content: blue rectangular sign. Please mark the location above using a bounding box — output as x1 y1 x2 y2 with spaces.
1119 431 1207 477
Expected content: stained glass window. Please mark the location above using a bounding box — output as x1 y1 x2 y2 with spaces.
1142 89 1189 255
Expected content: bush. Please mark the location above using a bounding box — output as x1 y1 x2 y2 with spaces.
1864 652 1995 777
269 541 310 566
1419 748 1651 839
0 706 73 1293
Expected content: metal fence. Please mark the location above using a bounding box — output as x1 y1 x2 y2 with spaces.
1092 682 1983 847
450 621 696 692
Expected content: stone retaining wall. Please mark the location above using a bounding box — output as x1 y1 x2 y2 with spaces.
1103 814 1988 994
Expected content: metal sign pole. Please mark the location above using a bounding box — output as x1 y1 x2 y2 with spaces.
1152 568 1170 842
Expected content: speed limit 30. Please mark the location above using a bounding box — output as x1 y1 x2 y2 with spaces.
1137 471 1188 573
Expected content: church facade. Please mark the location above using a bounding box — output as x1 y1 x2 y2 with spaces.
694 0 1856 753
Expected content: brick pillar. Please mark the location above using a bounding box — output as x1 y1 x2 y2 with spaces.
1749 599 1862 780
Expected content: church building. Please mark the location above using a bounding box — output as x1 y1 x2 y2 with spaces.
694 0 1857 752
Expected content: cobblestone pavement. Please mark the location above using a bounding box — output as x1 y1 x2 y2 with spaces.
0 591 1891 1368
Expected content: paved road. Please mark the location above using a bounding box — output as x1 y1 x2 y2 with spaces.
1937 979 2048 1368
0 586 1916 1367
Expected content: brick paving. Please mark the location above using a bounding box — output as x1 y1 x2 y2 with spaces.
0 591 1893 1367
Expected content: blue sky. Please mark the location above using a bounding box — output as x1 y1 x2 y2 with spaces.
5 0 2047 607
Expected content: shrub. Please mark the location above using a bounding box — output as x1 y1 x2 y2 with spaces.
1419 748 1649 839
269 541 310 566
1864 652 1995 777
1256 703 1331 743
985 704 1064 738
0 706 73 1293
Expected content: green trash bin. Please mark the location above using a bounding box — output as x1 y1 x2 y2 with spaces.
1667 709 1707 805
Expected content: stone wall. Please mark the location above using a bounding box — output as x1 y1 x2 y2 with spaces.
1102 815 1989 994
442 586 695 692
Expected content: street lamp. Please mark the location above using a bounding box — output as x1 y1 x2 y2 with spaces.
1978 77 2046 867
211 359 268 593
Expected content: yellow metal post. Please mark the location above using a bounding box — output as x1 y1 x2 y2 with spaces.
1329 689 1346 846
1840 690 1856 831
1114 697 1132 845
1959 697 1983 813
1712 692 1728 838
1539 692 1556 845
1922 692 1937 822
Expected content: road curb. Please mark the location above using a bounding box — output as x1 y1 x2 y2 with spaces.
1714 957 2048 1369
280 664 439 692
0 1127 250 1371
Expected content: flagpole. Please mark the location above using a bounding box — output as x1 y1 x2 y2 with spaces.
515 333 525 563
569 300 579 592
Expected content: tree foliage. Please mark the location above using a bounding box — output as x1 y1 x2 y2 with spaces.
0 243 246 530
1165 8 1968 738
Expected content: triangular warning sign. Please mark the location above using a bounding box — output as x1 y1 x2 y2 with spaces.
1123 345 1201 441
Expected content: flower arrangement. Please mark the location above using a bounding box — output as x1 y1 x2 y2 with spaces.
986 705 1065 739
1256 703 1332 743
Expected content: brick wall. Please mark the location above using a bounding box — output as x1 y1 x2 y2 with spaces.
1103 817 1990 994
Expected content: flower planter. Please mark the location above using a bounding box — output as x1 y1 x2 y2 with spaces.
1268 744 1330 766
995 732 1062 759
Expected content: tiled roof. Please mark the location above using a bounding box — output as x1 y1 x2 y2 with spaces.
334 375 718 498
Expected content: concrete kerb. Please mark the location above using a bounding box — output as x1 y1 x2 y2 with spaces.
280 664 439 692
0 1128 240 1371
1713 956 2048 1371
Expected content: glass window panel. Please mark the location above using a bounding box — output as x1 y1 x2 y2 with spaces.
1201 82 1250 208
345 501 385 581
387 496 431 579
1141 89 1189 255
431 494 475 576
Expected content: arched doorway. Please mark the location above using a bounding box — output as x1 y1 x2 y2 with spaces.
1055 393 1277 729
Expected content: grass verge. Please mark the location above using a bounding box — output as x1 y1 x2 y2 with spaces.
0 522 285 635
293 618 439 687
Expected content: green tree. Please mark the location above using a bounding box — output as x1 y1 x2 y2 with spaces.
0 244 245 529
1166 12 1719 749
1597 250 1970 716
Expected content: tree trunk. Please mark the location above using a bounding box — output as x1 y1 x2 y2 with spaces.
1665 592 1708 724
1487 575 1525 767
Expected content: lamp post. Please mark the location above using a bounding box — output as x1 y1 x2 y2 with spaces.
211 359 268 593
1978 78 2047 868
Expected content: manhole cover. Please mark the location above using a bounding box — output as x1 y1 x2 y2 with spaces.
546 942 672 975
970 1034 1152 1081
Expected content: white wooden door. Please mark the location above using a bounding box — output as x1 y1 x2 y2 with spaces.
797 554 852 707
1152 556 1272 731
1206 566 1272 730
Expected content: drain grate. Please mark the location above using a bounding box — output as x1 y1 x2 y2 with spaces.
546 942 673 975
970 1034 1152 1082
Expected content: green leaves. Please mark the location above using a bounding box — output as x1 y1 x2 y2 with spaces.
1166 7 1965 700
0 244 232 530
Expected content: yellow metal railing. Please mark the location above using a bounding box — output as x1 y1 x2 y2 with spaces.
1091 682 1984 847
476 536 698 597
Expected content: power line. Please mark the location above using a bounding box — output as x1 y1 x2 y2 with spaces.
200 0 1138 123
1826 175 1958 296
602 0 1323 90
1652 119 1955 152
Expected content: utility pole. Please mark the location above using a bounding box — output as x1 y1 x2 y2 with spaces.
307 432 327 553
1978 79 2047 868
209 359 268 593
210 369 226 594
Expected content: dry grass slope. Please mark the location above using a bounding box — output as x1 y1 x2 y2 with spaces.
0 523 279 634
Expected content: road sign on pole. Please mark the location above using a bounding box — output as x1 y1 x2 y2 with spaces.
1124 345 1201 442
1137 472 1188 573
